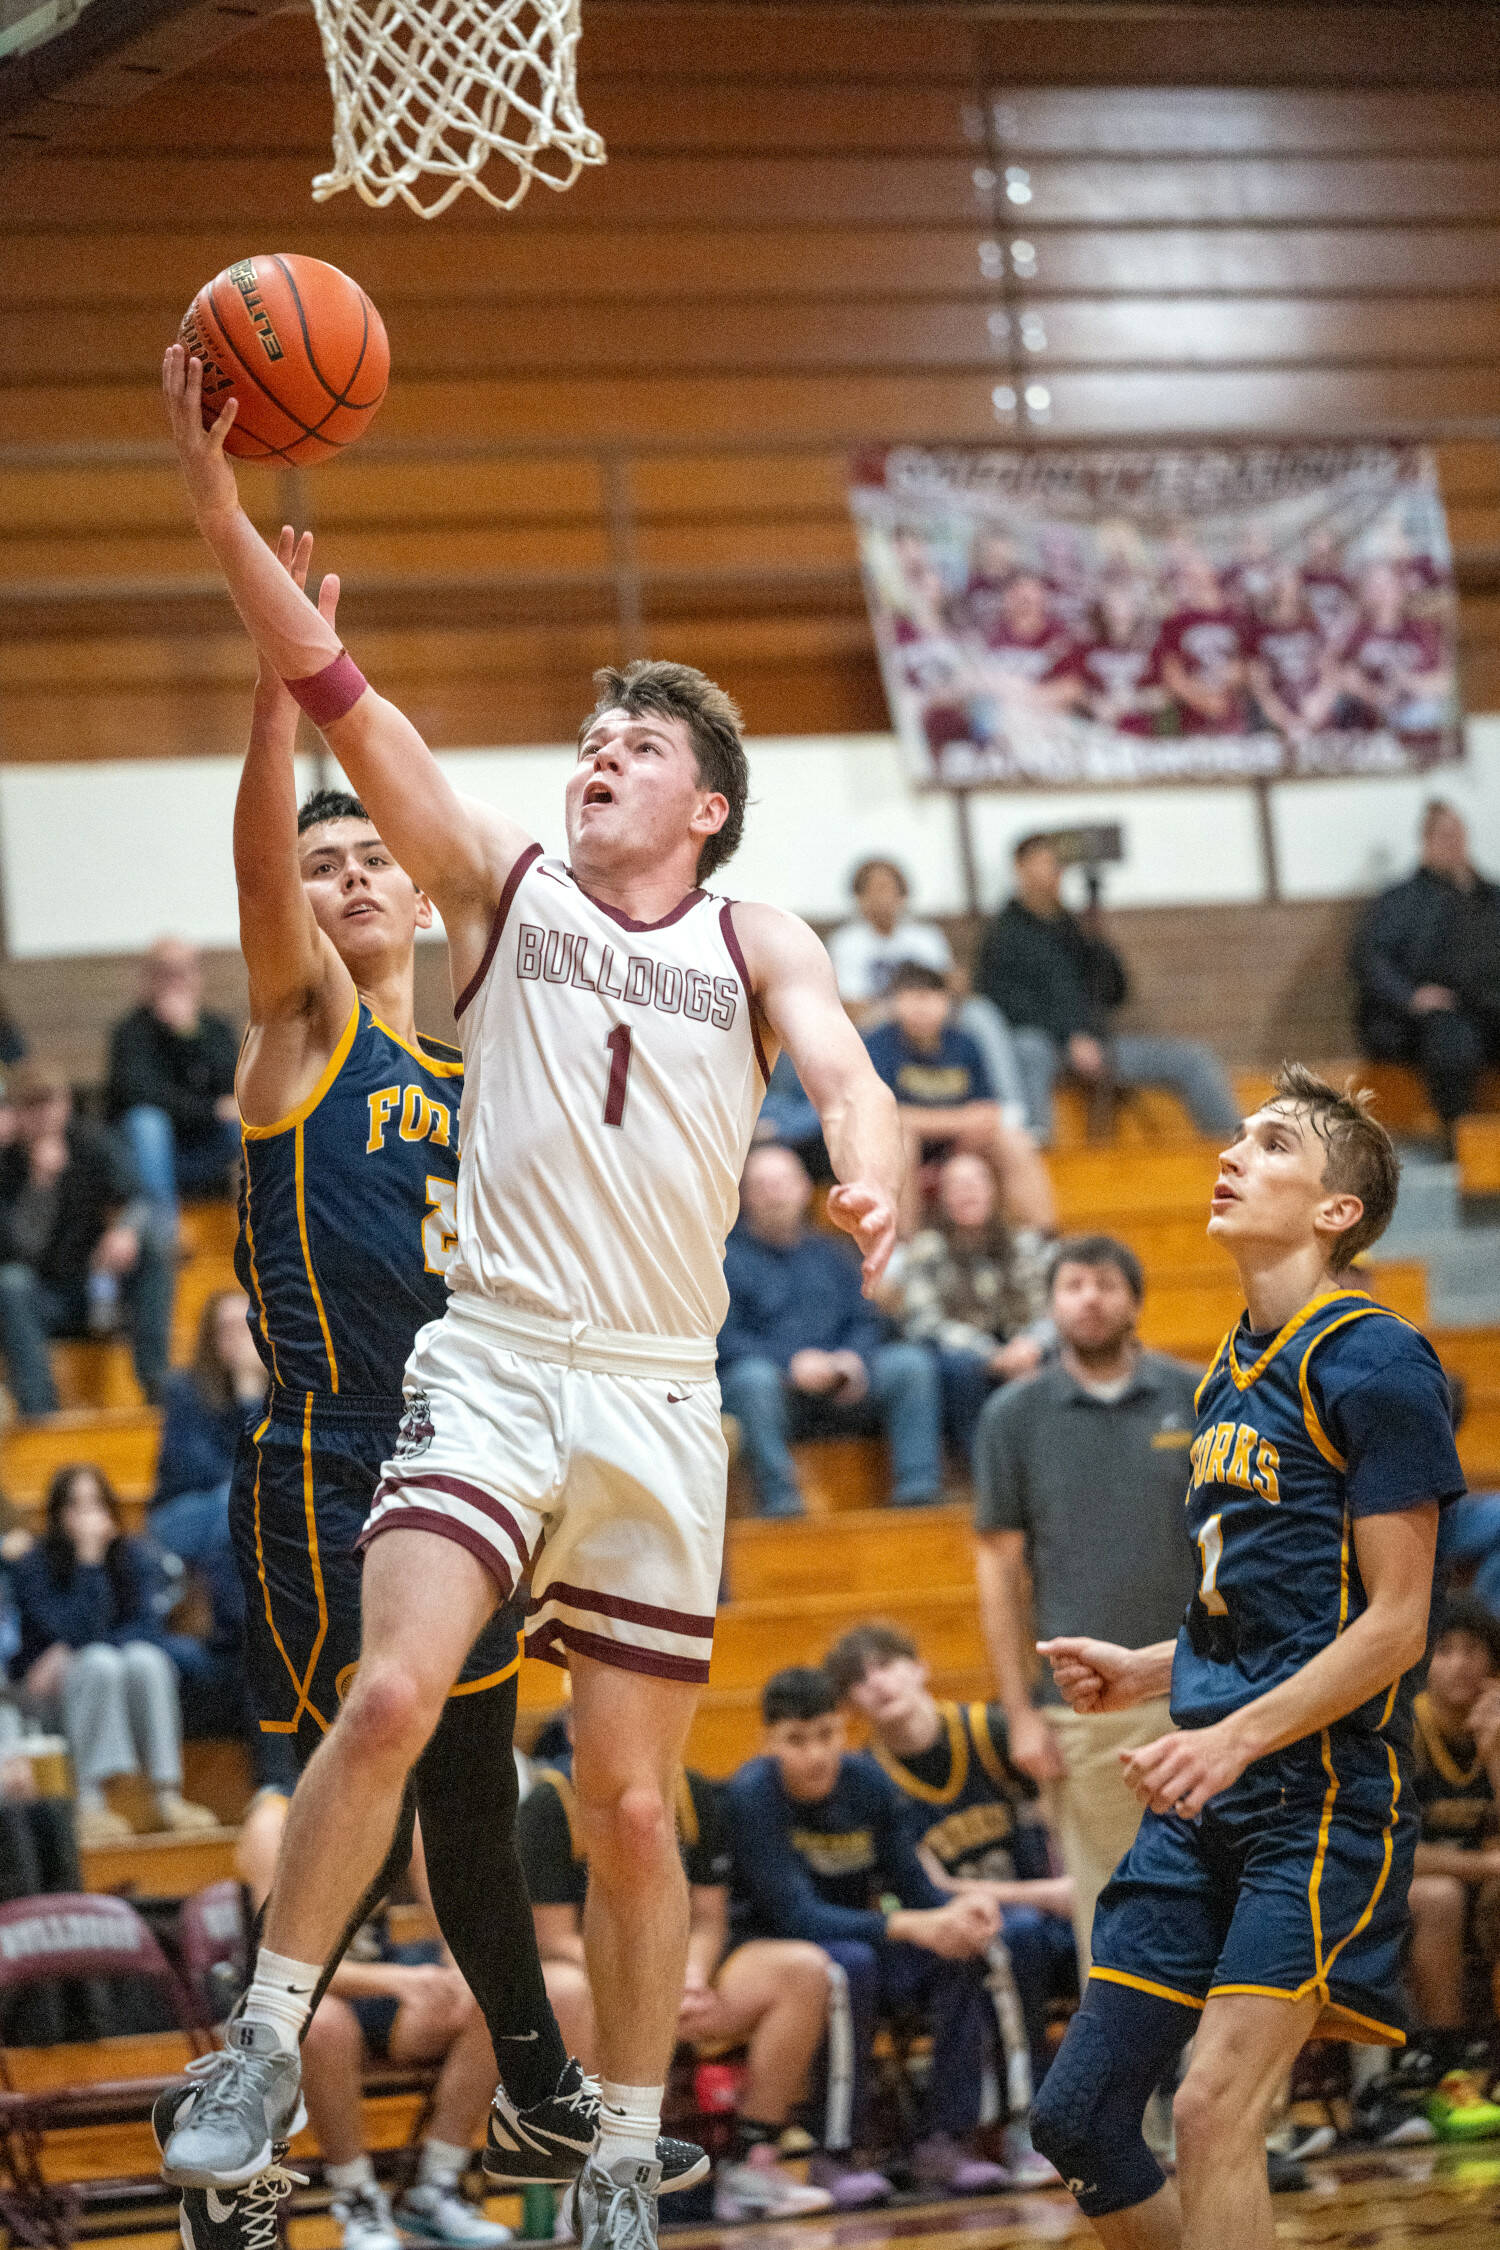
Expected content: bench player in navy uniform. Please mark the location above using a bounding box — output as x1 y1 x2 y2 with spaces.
1030 1064 1465 2250
826 1620 1075 2175
158 536 700 2250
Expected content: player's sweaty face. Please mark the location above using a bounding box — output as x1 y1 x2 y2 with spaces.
567 708 711 871
1210 1105 1330 1249
298 819 427 961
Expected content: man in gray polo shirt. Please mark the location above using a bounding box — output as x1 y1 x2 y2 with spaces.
973 1235 1197 1973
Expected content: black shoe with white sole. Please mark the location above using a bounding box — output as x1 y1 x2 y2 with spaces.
483 2059 707 2192
153 2078 304 2250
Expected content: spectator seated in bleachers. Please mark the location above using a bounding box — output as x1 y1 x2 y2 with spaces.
973 833 1240 1147
1353 1600 1500 2145
150 1286 267 1627
825 1622 1073 2185
719 1144 942 1518
0 1059 173 1416
9 1466 215 1847
237 1790 513 2250
515 1714 834 2224
1352 800 1500 1148
882 1151 1050 1468
863 965 1055 1236
106 937 240 1241
1410 1604 1500 2031
725 1666 1010 2206
0 1683 79 1910
824 858 1029 1119
826 860 955 1027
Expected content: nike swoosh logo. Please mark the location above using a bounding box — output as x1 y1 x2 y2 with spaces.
667 1394 686 1405
206 2192 240 2223
499 2030 538 2041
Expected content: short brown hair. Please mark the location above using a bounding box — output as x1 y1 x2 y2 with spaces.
1268 1063 1399 1270
825 1621 918 1695
585 660 749 882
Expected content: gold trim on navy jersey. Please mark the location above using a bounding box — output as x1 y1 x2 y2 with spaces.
242 1000 361 1142
1225 1287 1372 1392
872 1703 971 1807
371 1014 465 1078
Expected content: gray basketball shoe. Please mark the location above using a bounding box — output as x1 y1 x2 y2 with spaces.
575 2155 661 2250
160 2021 307 2188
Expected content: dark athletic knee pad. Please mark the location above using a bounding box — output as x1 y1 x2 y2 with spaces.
1030 1981 1194 2220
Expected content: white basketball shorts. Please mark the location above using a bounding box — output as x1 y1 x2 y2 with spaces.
359 1292 727 1683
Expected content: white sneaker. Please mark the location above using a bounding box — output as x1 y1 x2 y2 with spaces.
395 2182 513 2247
712 2158 835 2221
333 2183 403 2250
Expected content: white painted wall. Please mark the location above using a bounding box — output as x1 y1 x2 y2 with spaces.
3 720 1496 957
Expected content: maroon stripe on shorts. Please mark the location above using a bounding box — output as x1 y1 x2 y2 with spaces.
375 1470 531 1563
358 1505 517 1600
531 1578 716 1638
455 841 544 1019
717 900 770 1085
526 1615 711 1685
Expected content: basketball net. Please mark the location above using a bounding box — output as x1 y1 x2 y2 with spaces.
308 0 606 217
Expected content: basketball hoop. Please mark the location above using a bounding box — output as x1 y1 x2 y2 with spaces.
307 0 606 218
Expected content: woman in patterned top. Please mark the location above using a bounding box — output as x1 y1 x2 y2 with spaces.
888 1151 1051 1467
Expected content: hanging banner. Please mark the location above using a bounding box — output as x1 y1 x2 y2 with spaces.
850 444 1460 789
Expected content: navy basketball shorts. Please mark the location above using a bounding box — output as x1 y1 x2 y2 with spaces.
228 1386 521 1766
1089 1728 1417 2046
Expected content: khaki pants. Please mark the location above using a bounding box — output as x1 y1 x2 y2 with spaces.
1045 1699 1174 1979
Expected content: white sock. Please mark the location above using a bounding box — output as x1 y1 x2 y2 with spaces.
326 2155 376 2197
596 2081 662 2172
240 1947 321 2054
417 2138 469 2190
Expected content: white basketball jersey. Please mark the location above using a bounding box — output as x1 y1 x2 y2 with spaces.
448 848 768 1343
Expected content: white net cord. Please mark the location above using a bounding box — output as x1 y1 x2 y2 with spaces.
309 0 606 218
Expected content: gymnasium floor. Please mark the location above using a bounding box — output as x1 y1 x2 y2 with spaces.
236 2151 1498 2250
645 2154 1496 2249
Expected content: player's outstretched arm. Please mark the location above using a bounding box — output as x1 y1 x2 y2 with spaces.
1037 1636 1175 1715
1120 1504 1437 1820
733 902 904 1293
233 530 357 1122
234 531 348 1018
162 346 531 950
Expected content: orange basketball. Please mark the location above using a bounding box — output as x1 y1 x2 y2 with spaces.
178 253 389 467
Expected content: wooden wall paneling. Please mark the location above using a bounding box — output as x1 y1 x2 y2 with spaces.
971 6 1500 86
9 368 1500 455
0 299 1019 382
0 227 1001 302
975 156 1500 227
981 228 1500 294
990 86 1500 154
0 374 1010 448
81 77 981 157
13 295 1500 386
0 151 988 227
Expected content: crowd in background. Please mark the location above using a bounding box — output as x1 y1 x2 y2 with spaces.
0 795 1487 2203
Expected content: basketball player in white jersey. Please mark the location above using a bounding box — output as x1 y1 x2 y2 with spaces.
160 347 905 2250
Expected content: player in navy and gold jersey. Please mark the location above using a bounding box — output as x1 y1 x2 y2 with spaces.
1029 1065 1464 2250
827 1622 1076 2179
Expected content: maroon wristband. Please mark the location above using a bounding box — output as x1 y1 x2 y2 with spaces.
285 650 368 727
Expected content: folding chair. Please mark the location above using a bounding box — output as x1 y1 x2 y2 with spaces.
176 1879 250 2028
0 1892 209 2250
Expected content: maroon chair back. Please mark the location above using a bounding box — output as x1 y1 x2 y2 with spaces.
0 1894 201 2054
176 1881 248 2023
